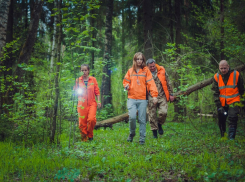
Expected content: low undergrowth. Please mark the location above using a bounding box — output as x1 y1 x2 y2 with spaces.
1 118 245 181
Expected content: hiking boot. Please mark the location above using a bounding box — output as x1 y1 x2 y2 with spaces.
152 130 158 138
127 133 135 142
228 126 237 140
158 123 164 135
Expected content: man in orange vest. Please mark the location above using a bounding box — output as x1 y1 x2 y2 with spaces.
146 59 175 138
212 60 244 139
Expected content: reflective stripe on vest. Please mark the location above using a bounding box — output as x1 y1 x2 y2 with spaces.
216 70 237 89
214 70 240 106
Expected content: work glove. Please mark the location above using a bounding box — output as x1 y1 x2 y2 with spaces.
217 107 225 114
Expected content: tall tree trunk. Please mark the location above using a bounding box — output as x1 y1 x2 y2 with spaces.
1 0 13 114
159 1 165 53
0 0 11 140
220 0 224 60
101 0 113 106
121 0 126 77
137 2 143 49
50 1 56 72
0 0 11 57
25 0 28 29
169 0 173 42
173 0 183 120
143 0 153 60
184 0 189 28
175 0 181 54
91 9 96 70
50 0 62 143
9 0 43 121
15 0 43 83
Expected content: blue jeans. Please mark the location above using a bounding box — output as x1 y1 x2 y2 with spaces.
127 99 148 142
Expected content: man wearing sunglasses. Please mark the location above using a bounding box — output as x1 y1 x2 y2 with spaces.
146 59 175 138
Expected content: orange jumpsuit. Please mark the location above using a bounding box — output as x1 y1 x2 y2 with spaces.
75 76 100 141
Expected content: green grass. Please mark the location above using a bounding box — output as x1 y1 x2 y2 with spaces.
1 118 245 181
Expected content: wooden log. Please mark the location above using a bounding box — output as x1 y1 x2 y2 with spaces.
95 64 245 128
197 113 215 117
173 64 245 98
95 113 129 129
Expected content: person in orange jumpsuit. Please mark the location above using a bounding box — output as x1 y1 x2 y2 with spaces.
123 52 158 145
75 64 101 141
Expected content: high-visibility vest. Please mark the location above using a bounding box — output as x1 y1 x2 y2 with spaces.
156 64 170 101
123 67 158 100
214 70 240 106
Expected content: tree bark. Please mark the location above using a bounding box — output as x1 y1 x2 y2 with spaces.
220 0 224 60
50 0 62 143
169 0 173 42
1 0 13 115
101 0 113 106
95 64 245 128
175 0 181 53
173 0 183 119
91 9 96 70
0 0 11 57
15 0 43 82
143 0 153 60
0 0 11 140
184 0 189 28
95 113 129 129
50 6 56 73
137 2 143 48
121 0 126 77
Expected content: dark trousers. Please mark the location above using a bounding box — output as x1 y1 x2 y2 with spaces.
218 105 239 138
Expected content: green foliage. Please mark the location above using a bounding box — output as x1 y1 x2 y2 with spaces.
0 39 20 62
163 43 215 121
1 119 245 181
54 167 80 182
1 0 245 167
97 103 114 121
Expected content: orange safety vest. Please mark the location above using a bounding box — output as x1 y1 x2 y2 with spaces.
156 64 170 102
214 70 240 106
123 67 158 100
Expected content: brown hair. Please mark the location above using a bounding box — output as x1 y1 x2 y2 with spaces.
131 52 146 74
81 64 90 74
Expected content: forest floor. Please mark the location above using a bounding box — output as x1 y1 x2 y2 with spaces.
1 117 245 181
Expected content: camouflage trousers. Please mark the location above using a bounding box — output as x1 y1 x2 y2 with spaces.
147 96 168 131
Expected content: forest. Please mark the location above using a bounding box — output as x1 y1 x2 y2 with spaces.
0 0 245 181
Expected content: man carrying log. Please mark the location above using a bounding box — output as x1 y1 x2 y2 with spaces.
211 60 244 139
146 59 175 138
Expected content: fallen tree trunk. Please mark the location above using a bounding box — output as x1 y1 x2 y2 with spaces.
197 113 215 117
95 113 129 129
173 64 245 98
95 64 245 128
